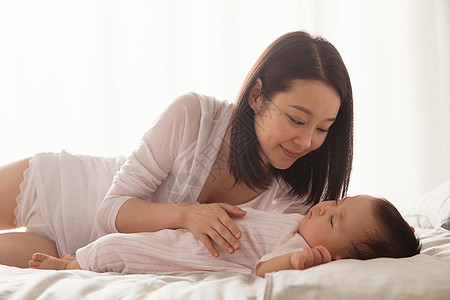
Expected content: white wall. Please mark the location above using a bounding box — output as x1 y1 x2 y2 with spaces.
0 0 448 209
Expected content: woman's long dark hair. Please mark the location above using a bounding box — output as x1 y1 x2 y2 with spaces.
228 31 353 206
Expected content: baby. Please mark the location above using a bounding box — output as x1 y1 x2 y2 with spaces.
29 195 421 278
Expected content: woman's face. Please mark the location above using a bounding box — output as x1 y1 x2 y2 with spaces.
250 79 340 170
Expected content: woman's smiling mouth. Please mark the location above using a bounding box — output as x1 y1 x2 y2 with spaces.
280 145 301 158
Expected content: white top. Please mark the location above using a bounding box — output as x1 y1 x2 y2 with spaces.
26 93 308 256
76 208 308 275
96 92 308 234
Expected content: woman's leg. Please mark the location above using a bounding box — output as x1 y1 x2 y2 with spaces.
0 157 30 229
0 232 58 268
0 158 58 268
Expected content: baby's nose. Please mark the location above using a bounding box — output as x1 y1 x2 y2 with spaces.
318 205 327 216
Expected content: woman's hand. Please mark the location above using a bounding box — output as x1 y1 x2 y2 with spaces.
180 203 247 258
290 245 332 270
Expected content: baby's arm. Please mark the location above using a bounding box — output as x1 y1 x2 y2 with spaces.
256 245 331 278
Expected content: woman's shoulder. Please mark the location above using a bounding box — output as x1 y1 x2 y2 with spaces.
148 93 206 133
141 93 232 146
169 92 232 118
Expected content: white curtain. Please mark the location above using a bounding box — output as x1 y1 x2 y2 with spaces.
0 0 448 209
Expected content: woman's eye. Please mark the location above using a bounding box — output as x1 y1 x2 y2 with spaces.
317 128 329 133
288 116 305 126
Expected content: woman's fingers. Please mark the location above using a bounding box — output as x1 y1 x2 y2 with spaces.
196 221 238 257
219 203 247 217
216 209 244 247
207 208 243 254
197 234 220 258
182 203 245 257
218 203 247 239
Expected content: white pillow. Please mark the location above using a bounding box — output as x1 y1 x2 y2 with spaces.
403 180 450 230
265 255 450 299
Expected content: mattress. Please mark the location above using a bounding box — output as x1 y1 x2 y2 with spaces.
0 225 449 299
1 179 450 299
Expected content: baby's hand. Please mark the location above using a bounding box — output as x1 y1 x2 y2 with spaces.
290 246 332 270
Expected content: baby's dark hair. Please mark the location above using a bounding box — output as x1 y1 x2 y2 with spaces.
346 197 421 260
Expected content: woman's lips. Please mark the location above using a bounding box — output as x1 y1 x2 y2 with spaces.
280 145 301 158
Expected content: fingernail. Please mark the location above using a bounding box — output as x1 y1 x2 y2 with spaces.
235 232 241 238
228 247 234 253
233 242 240 250
213 251 219 258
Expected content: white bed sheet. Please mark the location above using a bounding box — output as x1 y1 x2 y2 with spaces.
1 226 449 300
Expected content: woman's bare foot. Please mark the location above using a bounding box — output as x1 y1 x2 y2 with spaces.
28 253 80 270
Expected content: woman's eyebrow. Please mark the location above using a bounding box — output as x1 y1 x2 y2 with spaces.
287 104 336 122
288 104 312 115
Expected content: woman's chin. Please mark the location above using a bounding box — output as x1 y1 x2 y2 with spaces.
270 161 295 170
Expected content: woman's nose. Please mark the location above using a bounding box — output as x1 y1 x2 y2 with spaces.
293 129 313 150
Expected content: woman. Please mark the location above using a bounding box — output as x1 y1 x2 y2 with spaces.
0 31 353 268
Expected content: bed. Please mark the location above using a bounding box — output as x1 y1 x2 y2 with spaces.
1 181 449 299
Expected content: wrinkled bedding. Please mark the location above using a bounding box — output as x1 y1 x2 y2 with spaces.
1 226 449 300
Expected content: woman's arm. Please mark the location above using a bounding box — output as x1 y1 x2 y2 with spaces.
97 94 247 257
115 198 246 257
96 95 192 234
114 198 190 232
256 246 332 278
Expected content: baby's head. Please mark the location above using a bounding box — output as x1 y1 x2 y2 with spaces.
299 195 421 260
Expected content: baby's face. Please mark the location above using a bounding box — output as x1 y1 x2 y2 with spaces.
299 195 377 260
